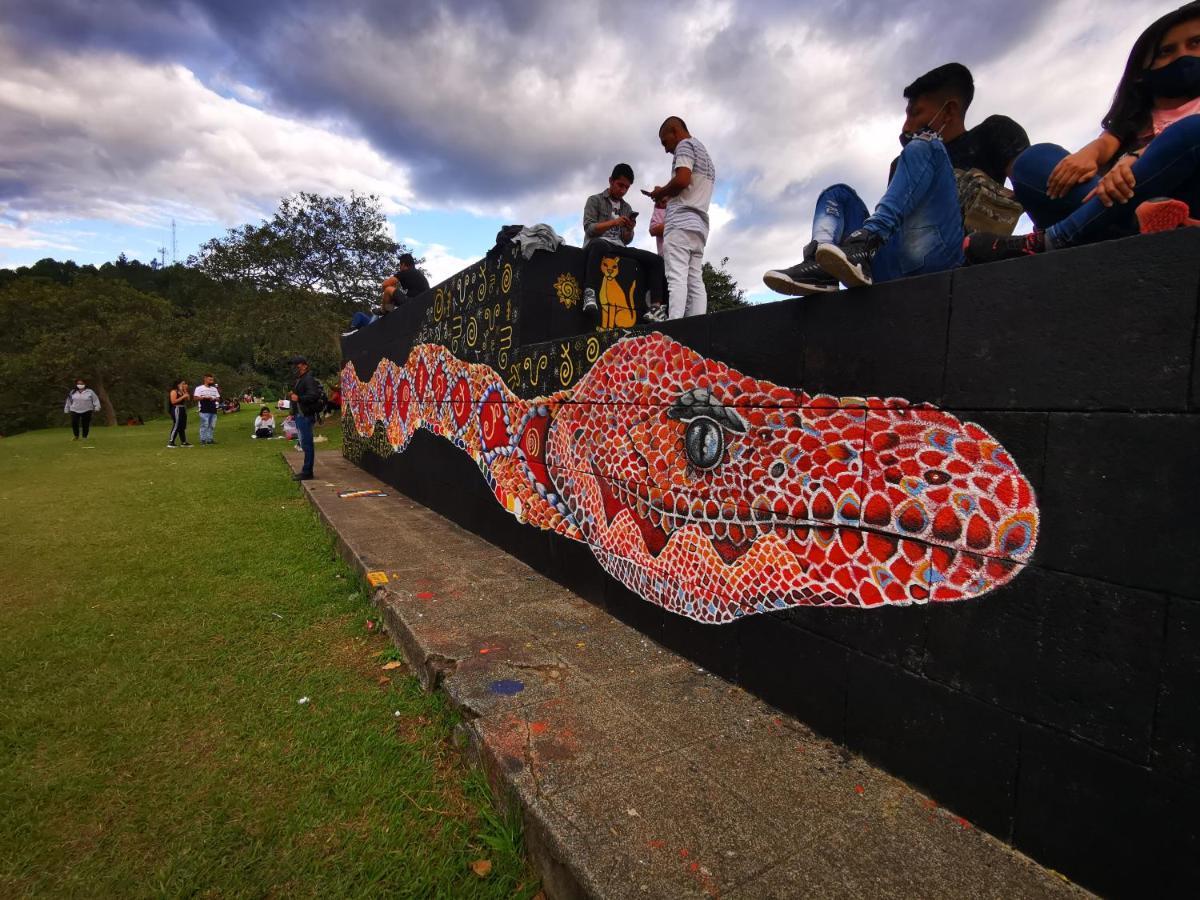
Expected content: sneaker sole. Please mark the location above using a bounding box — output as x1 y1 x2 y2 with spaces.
815 244 872 288
1136 198 1200 234
763 271 840 296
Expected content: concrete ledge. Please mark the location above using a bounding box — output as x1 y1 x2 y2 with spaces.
290 452 1088 899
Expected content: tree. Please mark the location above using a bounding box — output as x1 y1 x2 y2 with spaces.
702 256 748 312
0 275 181 432
189 193 418 310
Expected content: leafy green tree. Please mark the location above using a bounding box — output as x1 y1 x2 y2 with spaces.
0 275 181 433
189 193 418 310
702 256 749 312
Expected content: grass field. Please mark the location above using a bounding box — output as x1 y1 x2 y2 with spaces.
0 411 538 898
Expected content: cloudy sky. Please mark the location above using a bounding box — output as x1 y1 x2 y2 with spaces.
0 0 1168 300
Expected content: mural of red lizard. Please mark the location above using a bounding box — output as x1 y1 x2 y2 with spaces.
341 332 1039 624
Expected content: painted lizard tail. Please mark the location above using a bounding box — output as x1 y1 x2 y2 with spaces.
342 333 1039 624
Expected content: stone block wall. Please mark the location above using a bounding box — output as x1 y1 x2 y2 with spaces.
342 229 1200 897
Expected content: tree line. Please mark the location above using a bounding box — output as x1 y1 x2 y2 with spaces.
0 192 747 436
0 193 414 435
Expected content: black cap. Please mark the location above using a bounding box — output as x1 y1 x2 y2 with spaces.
289 355 308 365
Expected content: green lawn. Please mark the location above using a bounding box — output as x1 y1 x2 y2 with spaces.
0 411 537 898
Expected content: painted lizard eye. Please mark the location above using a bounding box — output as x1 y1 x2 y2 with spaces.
685 417 724 470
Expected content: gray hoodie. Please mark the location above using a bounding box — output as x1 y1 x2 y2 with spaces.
64 388 100 414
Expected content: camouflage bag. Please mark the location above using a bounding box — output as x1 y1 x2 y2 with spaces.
955 168 1024 236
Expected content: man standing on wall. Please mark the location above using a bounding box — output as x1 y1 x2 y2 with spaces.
649 116 716 319
289 357 321 482
194 374 221 445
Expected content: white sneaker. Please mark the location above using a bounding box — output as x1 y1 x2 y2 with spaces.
581 288 599 316
166 443 176 448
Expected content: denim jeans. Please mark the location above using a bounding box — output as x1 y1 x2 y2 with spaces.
811 137 964 282
199 411 217 443
350 311 377 329
1015 116 1200 248
295 413 315 476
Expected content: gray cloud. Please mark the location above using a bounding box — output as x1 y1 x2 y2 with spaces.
0 0 1172 292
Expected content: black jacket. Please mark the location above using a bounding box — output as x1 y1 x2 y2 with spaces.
293 371 323 417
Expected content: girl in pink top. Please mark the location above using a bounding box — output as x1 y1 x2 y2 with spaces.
966 2 1200 261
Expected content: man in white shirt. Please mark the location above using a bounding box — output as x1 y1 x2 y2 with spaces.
649 116 716 319
194 374 221 445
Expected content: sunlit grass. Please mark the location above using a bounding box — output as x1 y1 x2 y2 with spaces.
0 411 536 898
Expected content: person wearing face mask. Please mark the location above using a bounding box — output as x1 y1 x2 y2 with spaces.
63 379 101 441
967 2 1200 262
764 63 1029 294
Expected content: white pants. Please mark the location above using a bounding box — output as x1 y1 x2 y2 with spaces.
663 228 707 319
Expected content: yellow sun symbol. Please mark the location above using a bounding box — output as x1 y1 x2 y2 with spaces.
554 273 581 309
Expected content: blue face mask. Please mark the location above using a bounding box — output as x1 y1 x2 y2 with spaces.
1142 54 1200 99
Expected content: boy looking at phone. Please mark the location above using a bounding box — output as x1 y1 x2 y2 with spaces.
581 163 668 323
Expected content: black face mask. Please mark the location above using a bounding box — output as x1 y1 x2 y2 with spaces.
1142 54 1200 99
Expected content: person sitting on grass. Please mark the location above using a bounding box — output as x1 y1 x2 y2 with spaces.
282 413 298 442
966 2 1200 262
253 407 275 439
580 163 668 323
763 63 1029 295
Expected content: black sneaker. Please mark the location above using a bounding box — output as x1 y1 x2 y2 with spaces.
815 229 884 288
763 241 840 295
292 472 314 481
963 231 1046 265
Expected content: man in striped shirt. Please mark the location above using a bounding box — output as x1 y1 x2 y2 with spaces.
649 116 715 319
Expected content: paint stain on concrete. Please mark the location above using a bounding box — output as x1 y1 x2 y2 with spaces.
490 679 525 696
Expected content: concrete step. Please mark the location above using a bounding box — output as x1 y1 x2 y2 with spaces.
291 451 1088 900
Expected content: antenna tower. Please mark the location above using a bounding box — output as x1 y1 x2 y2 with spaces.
171 218 177 266
157 246 167 268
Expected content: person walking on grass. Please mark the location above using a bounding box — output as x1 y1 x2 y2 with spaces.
289 357 322 481
194 374 220 445
167 379 192 448
64 379 100 441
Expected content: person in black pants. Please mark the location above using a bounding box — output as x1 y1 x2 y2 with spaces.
63 379 101 440
166 379 192 448
288 357 322 481
581 163 669 323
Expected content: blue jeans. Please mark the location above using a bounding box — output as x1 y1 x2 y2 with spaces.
295 413 315 476
1015 117 1200 248
199 412 217 443
811 138 964 281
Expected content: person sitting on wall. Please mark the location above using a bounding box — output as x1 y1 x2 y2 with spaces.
762 63 1030 295
382 254 431 313
581 163 669 324
966 2 1200 262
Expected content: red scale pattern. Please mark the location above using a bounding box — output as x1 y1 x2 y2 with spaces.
341 333 1039 624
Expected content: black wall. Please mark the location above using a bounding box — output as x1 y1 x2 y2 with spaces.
343 230 1200 897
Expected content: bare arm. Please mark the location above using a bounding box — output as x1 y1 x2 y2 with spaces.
649 166 692 202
